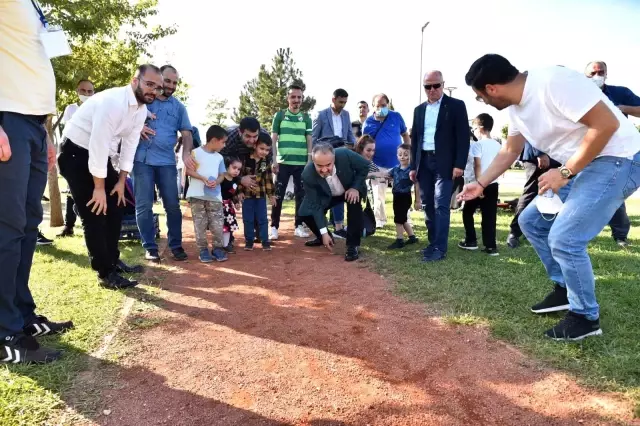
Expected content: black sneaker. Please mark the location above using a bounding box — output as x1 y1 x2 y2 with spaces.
224 243 236 254
482 247 499 256
244 242 254 251
544 311 603 341
458 240 478 250
304 238 324 247
171 247 188 261
99 272 138 290
24 315 74 337
615 238 629 248
531 283 570 314
262 241 272 251
406 235 418 245
57 227 74 237
334 229 348 239
115 259 144 274
387 239 405 249
145 249 161 262
345 246 359 262
1 334 61 364
506 233 520 249
36 231 53 246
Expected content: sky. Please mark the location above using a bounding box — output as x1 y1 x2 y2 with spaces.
147 0 640 132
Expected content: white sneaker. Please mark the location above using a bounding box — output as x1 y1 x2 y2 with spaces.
270 226 279 240
294 225 310 238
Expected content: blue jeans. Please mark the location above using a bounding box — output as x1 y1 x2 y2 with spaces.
0 112 47 338
418 152 453 252
132 162 183 250
519 153 640 320
608 203 630 240
243 198 269 244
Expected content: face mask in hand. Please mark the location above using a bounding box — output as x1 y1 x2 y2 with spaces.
536 189 564 220
78 95 90 103
591 75 605 89
376 106 389 117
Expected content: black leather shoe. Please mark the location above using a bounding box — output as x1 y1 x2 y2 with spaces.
345 246 359 262
115 259 144 274
171 247 188 261
305 238 324 247
99 272 138 290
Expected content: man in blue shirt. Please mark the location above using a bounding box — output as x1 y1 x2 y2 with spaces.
133 65 193 262
585 61 640 247
363 93 410 227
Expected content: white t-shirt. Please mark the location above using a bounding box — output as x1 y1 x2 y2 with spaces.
185 147 226 201
471 138 502 184
464 141 477 183
508 66 640 164
0 0 56 115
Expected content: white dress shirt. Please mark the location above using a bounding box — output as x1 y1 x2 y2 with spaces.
63 85 147 178
332 109 343 138
62 103 78 123
319 166 346 235
422 96 442 151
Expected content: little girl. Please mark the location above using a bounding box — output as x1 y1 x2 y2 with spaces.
220 157 243 253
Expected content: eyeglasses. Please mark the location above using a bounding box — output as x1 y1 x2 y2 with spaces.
424 83 442 91
140 78 164 94
588 70 606 77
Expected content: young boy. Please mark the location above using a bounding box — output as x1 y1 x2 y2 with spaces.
239 133 277 251
458 113 501 256
186 125 229 263
387 144 419 249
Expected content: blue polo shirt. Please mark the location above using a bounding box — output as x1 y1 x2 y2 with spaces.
363 111 407 169
602 84 640 117
134 96 192 166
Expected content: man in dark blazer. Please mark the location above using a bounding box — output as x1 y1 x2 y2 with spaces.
410 70 470 262
298 143 370 261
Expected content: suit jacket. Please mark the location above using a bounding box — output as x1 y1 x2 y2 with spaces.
299 148 370 228
312 107 357 146
410 94 470 178
520 140 561 167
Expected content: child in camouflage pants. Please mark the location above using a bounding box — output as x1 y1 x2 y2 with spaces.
186 125 229 263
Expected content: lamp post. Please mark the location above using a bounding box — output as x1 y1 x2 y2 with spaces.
419 21 430 104
445 86 457 97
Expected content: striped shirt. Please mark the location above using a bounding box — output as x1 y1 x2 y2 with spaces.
272 109 312 166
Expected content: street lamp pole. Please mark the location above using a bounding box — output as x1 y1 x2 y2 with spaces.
419 21 430 105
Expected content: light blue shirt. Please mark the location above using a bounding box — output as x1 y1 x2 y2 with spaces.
185 148 226 201
422 97 442 151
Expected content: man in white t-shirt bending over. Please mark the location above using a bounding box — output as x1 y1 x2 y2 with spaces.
459 54 640 341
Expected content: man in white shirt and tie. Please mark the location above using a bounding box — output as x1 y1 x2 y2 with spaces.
59 64 163 289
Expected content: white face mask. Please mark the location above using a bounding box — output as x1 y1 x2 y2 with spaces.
591 75 605 89
536 189 564 219
78 94 90 103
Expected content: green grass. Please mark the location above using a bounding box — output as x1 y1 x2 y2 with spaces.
0 231 145 425
361 195 640 414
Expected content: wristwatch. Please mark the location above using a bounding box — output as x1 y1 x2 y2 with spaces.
559 165 574 180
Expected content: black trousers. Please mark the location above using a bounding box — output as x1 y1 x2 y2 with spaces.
301 196 363 247
462 182 499 249
271 164 304 228
64 194 77 228
58 140 123 278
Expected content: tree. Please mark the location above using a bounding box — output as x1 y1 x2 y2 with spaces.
636 124 640 132
501 124 508 141
39 0 175 226
389 99 395 111
232 48 316 131
202 96 230 127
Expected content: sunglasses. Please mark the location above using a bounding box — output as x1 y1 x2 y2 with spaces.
424 83 442 91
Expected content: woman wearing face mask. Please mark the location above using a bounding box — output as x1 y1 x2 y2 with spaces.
362 93 411 228
56 79 96 239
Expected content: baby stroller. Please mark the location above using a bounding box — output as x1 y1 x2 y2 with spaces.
119 177 161 241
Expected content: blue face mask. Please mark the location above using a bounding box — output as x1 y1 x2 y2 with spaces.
377 106 389 117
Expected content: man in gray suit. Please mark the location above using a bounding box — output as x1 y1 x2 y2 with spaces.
312 89 357 236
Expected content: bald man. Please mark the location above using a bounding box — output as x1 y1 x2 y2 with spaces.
585 61 640 246
410 71 470 262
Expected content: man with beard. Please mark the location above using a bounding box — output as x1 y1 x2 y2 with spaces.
460 54 640 341
133 65 194 262
59 64 162 289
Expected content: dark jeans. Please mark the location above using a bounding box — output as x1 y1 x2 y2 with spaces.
58 140 123 278
301 196 363 247
463 182 499 249
271 164 304 229
65 194 77 228
0 112 46 338
608 203 630 240
243 198 269 244
510 161 561 237
418 152 453 253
